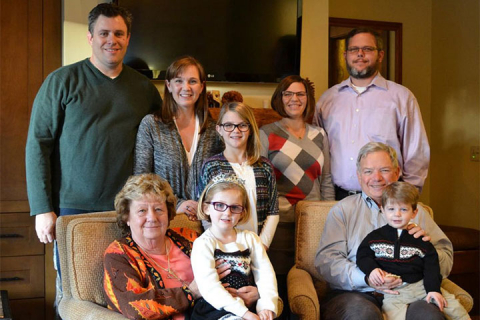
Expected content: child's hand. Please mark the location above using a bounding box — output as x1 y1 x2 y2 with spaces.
368 273 402 295
242 310 260 320
368 268 385 286
426 292 447 312
258 309 274 320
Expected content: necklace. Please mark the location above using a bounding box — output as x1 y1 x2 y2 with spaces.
281 119 306 139
139 240 190 287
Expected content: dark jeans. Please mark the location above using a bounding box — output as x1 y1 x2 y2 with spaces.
321 290 383 320
321 290 445 320
405 300 446 320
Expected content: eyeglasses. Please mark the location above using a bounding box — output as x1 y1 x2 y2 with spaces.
219 122 250 132
282 91 307 99
205 202 244 214
346 46 379 54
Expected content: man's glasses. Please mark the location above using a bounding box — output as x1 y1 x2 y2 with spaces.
346 46 378 54
205 202 244 214
282 91 307 99
219 123 250 132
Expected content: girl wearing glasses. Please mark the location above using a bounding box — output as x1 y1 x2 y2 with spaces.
198 102 279 250
134 56 223 221
259 75 335 276
191 175 278 320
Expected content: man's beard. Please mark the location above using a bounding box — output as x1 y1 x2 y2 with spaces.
347 59 380 79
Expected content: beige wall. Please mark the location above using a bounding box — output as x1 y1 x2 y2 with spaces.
430 0 480 229
300 0 329 94
63 0 107 65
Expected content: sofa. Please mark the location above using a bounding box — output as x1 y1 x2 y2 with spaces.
287 200 474 320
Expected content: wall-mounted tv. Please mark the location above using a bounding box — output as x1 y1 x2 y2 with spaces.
114 0 301 83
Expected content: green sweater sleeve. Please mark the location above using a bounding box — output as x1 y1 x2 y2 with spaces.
26 71 67 215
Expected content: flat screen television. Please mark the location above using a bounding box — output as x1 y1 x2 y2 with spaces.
114 0 301 83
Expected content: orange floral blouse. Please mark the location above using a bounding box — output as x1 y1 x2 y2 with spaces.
103 227 198 320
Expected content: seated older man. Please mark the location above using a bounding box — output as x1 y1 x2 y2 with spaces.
315 142 453 320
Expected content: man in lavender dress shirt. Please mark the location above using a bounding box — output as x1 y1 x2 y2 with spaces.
313 28 430 200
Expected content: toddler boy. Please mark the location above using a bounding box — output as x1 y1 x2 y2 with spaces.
356 181 470 320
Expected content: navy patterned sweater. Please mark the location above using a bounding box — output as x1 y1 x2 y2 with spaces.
356 224 442 293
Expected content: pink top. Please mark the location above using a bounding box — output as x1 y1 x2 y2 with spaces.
147 238 194 320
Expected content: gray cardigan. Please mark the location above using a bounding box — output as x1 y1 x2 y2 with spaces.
134 114 224 208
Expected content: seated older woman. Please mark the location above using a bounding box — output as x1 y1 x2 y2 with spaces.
103 173 258 320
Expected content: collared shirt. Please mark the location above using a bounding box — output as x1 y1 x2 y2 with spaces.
315 193 453 292
313 74 430 191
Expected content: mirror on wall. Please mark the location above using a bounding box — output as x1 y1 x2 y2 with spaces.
328 17 402 88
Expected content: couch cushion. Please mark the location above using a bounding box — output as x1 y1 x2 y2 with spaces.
67 216 121 305
294 201 337 279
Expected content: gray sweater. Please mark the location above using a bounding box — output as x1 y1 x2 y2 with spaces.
134 114 224 208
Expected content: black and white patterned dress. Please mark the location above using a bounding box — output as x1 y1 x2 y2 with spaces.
190 228 278 319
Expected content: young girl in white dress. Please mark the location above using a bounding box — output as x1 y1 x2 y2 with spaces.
190 175 278 320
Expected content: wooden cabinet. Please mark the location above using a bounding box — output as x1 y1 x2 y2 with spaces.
0 255 45 300
9 299 46 320
0 213 45 304
0 214 44 257
0 214 47 319
0 0 61 319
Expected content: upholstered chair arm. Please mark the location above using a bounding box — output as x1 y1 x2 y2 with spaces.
58 298 127 320
287 266 320 320
441 278 473 312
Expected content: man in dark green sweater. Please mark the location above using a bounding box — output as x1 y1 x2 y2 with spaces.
25 3 161 244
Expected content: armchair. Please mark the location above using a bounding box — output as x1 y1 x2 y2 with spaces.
56 211 202 320
287 201 473 320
